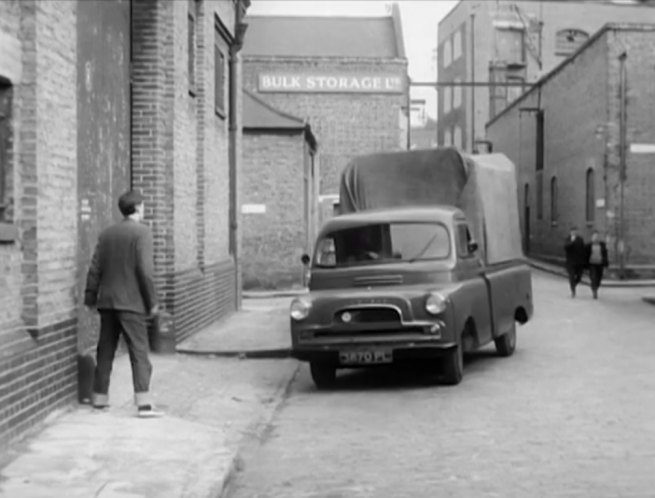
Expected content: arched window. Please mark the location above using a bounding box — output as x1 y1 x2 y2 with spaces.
585 168 595 222
550 176 558 224
555 28 590 57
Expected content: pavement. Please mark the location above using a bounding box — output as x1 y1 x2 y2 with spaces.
528 258 655 306
0 297 298 498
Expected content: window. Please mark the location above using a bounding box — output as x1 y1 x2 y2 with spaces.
456 224 474 258
495 28 525 64
506 75 524 104
444 128 452 146
586 168 595 223
188 0 199 95
550 177 558 225
453 125 462 150
453 29 462 60
0 84 12 223
555 29 589 57
443 38 452 68
535 110 544 171
453 78 462 108
443 86 452 114
214 39 226 116
536 171 543 220
313 222 451 268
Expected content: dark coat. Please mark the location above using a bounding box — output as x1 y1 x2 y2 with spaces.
84 219 157 315
564 235 587 266
585 241 609 267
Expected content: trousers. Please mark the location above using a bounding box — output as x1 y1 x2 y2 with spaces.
566 263 584 292
93 310 153 406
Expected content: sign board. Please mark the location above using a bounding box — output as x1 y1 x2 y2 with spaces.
258 73 404 94
241 204 266 214
629 143 655 154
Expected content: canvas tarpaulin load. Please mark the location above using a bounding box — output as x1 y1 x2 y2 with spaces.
338 148 523 265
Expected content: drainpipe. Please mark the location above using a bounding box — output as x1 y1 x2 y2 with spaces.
229 3 248 309
618 51 627 279
470 11 476 153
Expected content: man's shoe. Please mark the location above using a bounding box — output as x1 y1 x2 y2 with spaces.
137 405 164 418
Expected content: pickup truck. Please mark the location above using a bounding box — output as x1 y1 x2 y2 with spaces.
289 148 534 389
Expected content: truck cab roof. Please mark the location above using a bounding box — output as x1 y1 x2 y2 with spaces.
321 206 465 235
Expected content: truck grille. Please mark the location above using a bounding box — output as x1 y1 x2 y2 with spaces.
334 307 401 324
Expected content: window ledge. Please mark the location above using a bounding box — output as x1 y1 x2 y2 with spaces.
0 222 18 243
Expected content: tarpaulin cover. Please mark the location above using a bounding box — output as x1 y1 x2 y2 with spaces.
338 148 523 265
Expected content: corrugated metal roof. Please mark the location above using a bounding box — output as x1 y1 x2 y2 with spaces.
242 15 402 58
242 89 305 130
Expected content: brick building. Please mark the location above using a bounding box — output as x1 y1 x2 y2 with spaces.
436 0 655 153
241 7 409 224
0 0 249 449
486 23 655 277
241 89 317 289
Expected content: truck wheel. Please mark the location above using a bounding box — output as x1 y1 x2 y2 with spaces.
441 339 463 386
310 362 337 390
494 322 517 357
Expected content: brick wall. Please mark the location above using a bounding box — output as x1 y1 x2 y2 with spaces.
0 0 78 449
132 0 240 339
243 58 408 197
487 25 655 272
241 132 308 289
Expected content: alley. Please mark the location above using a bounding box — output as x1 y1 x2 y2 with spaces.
227 271 655 498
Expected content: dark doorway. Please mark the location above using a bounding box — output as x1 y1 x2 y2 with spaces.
76 0 132 353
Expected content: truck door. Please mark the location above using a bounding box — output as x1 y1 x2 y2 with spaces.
455 223 493 347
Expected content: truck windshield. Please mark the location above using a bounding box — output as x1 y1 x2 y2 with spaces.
314 222 451 268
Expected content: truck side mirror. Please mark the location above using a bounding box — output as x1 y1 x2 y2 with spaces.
468 241 479 254
300 254 311 266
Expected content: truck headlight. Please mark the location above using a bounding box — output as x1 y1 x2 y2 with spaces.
425 292 447 315
290 297 312 321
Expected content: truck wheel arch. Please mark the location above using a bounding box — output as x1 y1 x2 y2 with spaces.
515 307 529 325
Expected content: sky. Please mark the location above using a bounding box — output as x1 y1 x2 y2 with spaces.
247 0 460 118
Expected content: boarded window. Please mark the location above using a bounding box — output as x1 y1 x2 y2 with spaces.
586 168 595 223
443 86 451 114
453 125 462 150
550 176 558 224
453 28 462 61
495 28 525 64
214 33 226 117
188 0 199 95
443 38 452 68
0 85 11 222
555 29 589 57
453 78 462 108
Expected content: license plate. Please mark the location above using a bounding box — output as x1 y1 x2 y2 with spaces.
339 350 392 365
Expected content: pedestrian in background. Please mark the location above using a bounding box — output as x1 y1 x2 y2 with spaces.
564 226 586 298
585 230 609 299
84 190 162 418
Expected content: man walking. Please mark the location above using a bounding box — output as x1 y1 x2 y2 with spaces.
84 190 162 418
564 226 586 298
585 230 609 299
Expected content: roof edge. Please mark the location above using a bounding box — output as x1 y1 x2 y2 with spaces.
391 3 407 59
243 88 305 126
486 22 655 128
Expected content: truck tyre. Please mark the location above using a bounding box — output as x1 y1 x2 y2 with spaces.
494 322 517 357
442 338 463 386
310 362 337 390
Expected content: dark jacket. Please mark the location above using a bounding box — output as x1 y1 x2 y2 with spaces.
84 219 157 314
564 235 587 266
585 241 609 268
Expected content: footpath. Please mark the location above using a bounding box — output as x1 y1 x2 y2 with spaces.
0 294 301 498
528 258 655 305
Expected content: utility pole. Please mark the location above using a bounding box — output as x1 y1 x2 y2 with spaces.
470 11 476 153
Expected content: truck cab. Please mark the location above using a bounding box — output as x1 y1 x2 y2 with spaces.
290 205 533 389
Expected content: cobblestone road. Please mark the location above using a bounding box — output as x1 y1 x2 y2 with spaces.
226 272 655 498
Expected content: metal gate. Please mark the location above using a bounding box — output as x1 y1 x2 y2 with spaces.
76 0 131 353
